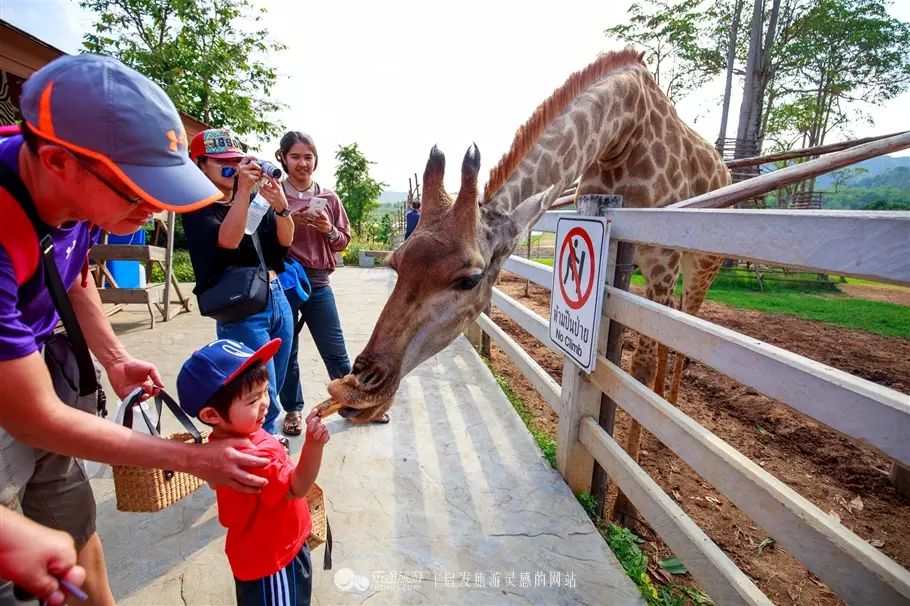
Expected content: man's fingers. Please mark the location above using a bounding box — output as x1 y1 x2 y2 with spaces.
61 566 86 588
229 472 267 493
229 447 269 468
149 365 166 388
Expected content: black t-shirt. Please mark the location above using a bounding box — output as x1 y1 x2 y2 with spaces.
182 202 288 294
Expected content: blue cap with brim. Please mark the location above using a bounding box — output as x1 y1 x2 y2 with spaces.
19 54 221 212
177 338 281 417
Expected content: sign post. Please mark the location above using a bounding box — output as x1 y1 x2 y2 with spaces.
549 217 610 373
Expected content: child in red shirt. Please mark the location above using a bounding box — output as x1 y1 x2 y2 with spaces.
177 338 329 606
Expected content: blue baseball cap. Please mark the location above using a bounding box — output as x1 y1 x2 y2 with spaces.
177 338 281 417
19 54 221 212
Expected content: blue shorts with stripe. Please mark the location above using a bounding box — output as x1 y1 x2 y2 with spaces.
234 544 312 606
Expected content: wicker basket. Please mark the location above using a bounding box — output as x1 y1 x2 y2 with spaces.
306 483 328 550
113 431 208 512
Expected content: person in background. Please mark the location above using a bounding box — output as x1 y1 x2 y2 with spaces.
181 128 295 439
404 200 420 239
274 131 390 436
0 55 272 606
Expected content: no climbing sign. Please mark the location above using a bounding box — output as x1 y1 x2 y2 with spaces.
549 217 610 373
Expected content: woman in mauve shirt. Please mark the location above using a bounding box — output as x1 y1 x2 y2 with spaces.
275 131 390 435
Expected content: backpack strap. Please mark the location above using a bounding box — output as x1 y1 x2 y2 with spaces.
0 159 99 396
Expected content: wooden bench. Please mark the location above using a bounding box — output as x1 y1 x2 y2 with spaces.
358 249 391 268
91 213 193 329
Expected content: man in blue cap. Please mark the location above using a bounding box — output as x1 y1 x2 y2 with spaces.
0 54 274 605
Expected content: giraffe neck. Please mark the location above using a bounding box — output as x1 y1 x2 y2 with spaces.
486 65 647 232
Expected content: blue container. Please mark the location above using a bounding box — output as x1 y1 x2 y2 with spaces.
105 229 146 288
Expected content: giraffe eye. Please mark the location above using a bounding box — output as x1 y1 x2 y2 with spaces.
453 273 484 291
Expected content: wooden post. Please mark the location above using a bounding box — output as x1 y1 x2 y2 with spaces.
566 195 631 515
592 241 634 518
465 319 483 351
555 194 624 497
890 462 910 496
524 228 531 297
162 211 176 323
480 304 492 358
557 356 605 494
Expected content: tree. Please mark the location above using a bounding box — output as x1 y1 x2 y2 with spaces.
604 0 725 102
766 0 910 152
81 0 285 139
334 143 387 237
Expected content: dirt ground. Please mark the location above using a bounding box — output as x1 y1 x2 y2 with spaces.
489 272 910 606
836 282 910 307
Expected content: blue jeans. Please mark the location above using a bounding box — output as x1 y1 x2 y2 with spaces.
216 281 293 434
280 285 351 413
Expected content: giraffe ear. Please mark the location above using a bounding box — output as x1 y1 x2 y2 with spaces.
422 145 450 217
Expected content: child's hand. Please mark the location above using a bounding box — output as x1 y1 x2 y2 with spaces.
304 409 330 446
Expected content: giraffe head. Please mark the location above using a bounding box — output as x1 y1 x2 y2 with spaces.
327 143 515 422
328 50 648 422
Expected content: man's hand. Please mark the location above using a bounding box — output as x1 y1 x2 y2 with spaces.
105 357 164 400
0 509 87 606
193 438 270 493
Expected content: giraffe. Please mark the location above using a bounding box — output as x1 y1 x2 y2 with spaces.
324 49 730 470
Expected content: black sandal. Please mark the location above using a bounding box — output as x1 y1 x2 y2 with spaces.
283 411 303 436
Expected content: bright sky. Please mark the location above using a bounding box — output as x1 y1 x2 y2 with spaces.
3 0 909 192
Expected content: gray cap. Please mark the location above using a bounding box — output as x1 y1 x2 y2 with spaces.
20 54 220 211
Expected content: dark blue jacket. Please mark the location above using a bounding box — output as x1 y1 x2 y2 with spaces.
405 209 420 239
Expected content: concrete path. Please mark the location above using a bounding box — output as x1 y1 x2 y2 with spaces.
94 267 642 605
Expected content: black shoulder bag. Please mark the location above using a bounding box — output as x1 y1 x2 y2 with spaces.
0 161 106 414
197 229 270 323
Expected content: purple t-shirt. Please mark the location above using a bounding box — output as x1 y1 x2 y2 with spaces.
0 135 101 361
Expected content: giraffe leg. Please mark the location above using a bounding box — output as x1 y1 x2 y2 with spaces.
613 247 680 523
668 253 723 405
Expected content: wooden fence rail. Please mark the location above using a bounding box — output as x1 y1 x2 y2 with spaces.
533 208 910 285
579 418 772 606
470 202 910 605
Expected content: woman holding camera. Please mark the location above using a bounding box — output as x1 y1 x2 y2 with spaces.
182 128 294 436
275 131 390 436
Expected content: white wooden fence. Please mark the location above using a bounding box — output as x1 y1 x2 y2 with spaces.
467 203 910 605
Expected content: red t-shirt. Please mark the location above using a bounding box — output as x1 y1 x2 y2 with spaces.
211 429 311 581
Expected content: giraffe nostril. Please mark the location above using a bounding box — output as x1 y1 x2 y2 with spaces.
358 363 387 391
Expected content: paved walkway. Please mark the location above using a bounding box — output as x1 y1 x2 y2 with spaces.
94 267 642 605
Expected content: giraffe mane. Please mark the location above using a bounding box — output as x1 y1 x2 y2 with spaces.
482 47 645 202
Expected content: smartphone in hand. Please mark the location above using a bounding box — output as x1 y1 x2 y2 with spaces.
307 197 328 217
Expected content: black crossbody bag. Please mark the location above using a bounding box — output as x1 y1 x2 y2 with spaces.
197 230 270 323
0 161 105 415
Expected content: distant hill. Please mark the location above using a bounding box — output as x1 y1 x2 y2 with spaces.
814 155 910 188
379 191 408 203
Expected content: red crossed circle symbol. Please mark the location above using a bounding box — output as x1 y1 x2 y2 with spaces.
558 226 595 310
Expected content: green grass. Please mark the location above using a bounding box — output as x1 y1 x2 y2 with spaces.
480 356 556 467
572 494 715 606
705 290 910 338
530 257 554 266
